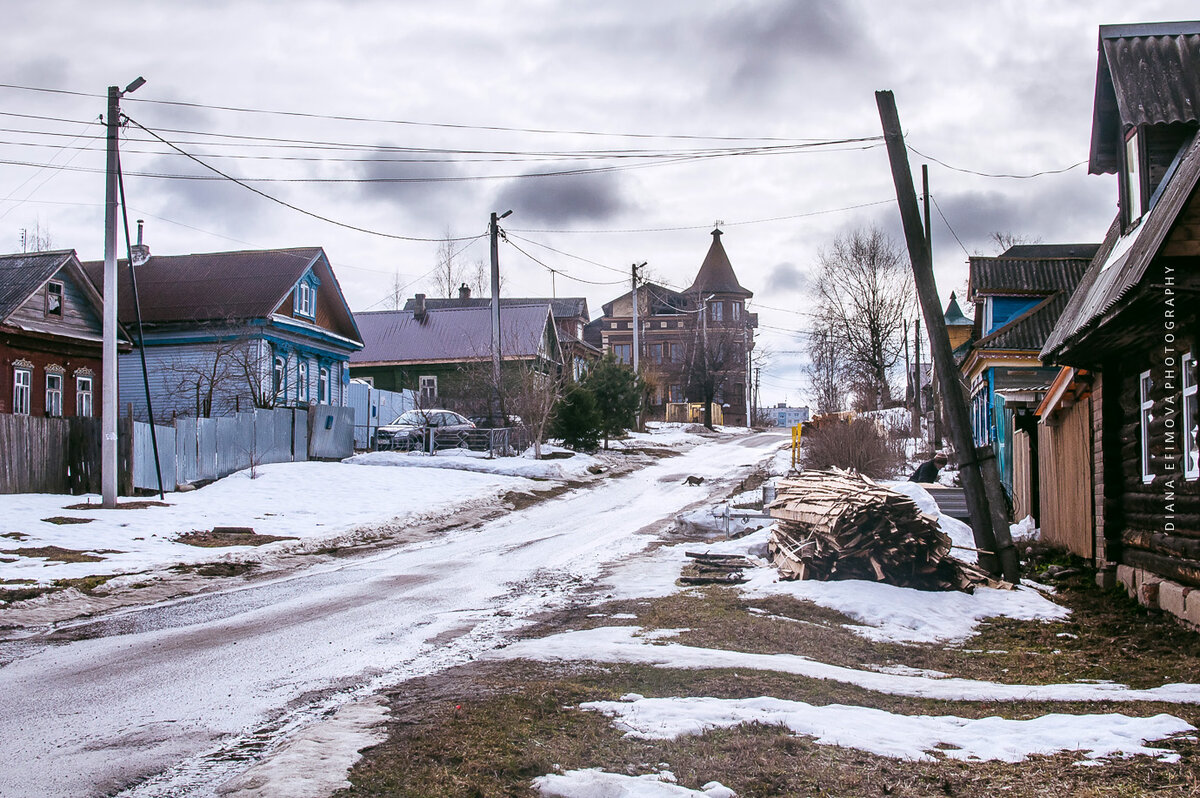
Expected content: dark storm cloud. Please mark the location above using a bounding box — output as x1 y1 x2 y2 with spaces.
134 154 266 236
765 261 808 294
352 151 475 227
492 170 633 226
710 1 875 97
930 184 1115 254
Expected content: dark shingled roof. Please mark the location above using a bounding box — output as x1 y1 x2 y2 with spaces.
81 247 362 345
82 248 325 323
1090 22 1200 174
686 229 752 297
352 304 556 364
0 250 78 320
968 245 1097 300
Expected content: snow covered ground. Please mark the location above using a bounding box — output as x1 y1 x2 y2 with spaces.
0 427 701 588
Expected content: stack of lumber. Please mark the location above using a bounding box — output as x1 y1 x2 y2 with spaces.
767 469 990 592
678 551 754 585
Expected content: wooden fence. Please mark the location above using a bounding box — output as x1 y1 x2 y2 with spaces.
1038 397 1094 559
0 405 354 496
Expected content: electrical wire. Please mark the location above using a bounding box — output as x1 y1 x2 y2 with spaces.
0 82 869 144
908 144 1086 179
123 113 484 243
502 237 627 286
930 194 970 257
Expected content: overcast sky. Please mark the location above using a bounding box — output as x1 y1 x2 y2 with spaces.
2 1 1195 406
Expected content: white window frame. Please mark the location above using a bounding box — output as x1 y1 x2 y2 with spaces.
710 301 723 322
296 281 315 317
273 356 285 401
13 368 31 415
731 301 741 321
45 373 62 417
45 281 63 317
1140 369 1154 483
1185 353 1198 480
319 367 330 404
419 375 438 403
76 376 93 418
297 360 309 403
1125 128 1144 227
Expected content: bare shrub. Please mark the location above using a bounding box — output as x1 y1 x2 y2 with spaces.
800 418 905 479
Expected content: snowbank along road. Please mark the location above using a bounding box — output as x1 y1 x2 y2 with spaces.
0 431 784 797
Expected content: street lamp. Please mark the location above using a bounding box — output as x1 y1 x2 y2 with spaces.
102 76 146 508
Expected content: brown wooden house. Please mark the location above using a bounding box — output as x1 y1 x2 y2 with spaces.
0 250 122 418
1041 21 1200 627
597 229 757 426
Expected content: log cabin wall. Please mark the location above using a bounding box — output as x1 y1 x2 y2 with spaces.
1109 321 1200 590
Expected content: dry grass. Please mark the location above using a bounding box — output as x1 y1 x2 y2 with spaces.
41 516 94 525
62 500 171 510
0 545 118 563
337 568 1200 797
173 530 296 548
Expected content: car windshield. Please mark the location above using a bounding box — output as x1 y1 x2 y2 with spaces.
394 410 433 426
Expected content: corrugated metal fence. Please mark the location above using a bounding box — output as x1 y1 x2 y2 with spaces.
1 405 353 495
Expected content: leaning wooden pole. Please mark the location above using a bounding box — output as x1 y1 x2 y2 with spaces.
875 90 1018 583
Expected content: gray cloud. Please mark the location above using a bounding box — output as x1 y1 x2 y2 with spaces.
765 261 807 294
492 170 634 226
710 1 874 98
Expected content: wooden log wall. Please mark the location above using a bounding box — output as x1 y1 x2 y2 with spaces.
1110 325 1200 589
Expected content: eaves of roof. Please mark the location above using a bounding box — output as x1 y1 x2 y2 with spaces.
1043 131 1200 361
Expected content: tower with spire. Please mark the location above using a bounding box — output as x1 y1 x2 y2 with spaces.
595 228 757 426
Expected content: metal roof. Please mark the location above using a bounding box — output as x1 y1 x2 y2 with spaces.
80 247 362 345
402 295 588 321
943 292 972 326
1089 23 1200 174
685 229 752 297
967 245 1096 300
352 303 556 364
0 250 76 320
973 292 1069 353
1044 130 1200 361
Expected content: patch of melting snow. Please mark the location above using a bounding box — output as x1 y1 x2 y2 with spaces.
533 767 737 797
579 695 1192 764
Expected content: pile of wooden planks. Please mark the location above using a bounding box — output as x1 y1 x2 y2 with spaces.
679 551 755 585
767 469 992 592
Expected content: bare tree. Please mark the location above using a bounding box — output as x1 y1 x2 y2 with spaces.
19 219 52 253
684 306 748 429
428 230 489 298
503 360 562 459
804 321 848 415
813 227 913 411
158 327 286 418
384 269 407 310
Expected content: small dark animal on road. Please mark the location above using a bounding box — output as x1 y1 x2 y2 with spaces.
683 475 704 486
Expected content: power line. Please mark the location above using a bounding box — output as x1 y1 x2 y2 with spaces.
909 144 1086 179
124 114 485 243
506 198 894 235
930 194 970 257
502 238 627 286
0 82 868 144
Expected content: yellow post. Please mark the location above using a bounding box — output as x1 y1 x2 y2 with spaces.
791 424 802 469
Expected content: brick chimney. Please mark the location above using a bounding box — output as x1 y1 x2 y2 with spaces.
413 293 427 322
458 283 471 301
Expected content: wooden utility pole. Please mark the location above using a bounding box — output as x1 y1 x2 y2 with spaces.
913 318 922 439
876 90 1018 582
631 262 642 374
489 210 511 425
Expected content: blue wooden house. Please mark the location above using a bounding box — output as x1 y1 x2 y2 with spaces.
961 244 1097 505
83 245 362 420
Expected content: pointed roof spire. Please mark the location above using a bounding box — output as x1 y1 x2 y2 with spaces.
687 228 752 297
944 291 972 326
